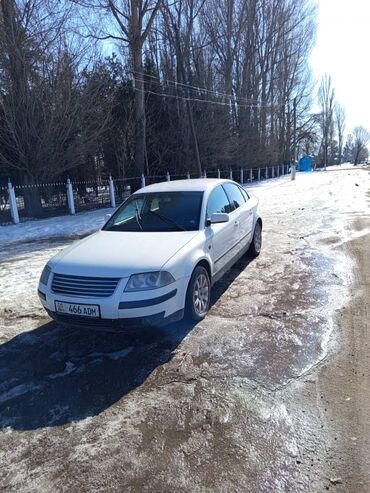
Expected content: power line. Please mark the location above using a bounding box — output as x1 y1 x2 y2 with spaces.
134 72 269 106
131 70 273 107
131 74 275 108
132 84 275 109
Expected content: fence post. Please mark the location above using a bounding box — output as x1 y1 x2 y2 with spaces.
229 169 233 180
141 174 146 188
66 178 75 215
108 175 116 208
281 164 284 175
203 169 207 178
239 168 243 184
286 164 289 174
249 169 253 182
166 171 170 181
277 165 280 177
272 166 275 178
7 179 19 224
258 168 261 181
187 171 190 179
265 166 268 179
217 169 221 179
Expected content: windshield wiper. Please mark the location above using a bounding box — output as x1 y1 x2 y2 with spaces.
148 210 186 231
134 200 143 231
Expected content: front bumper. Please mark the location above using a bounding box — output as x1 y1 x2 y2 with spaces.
38 276 189 327
46 308 184 330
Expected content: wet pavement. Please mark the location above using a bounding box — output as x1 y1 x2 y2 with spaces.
0 169 369 492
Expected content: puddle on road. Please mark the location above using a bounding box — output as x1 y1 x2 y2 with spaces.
194 238 350 391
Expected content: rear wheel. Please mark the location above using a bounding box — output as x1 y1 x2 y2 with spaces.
185 266 211 322
249 221 262 257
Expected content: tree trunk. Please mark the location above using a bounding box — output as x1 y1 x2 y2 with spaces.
132 44 146 177
174 26 202 176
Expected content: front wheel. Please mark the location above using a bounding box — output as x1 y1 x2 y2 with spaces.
249 221 262 257
185 266 211 322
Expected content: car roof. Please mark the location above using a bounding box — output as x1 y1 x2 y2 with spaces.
134 178 235 194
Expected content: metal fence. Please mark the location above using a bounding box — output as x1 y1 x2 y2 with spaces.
0 185 11 224
16 182 69 219
72 181 111 213
0 164 291 226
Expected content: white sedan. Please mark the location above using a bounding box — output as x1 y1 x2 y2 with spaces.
38 179 262 328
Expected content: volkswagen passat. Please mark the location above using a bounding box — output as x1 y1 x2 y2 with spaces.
38 179 262 328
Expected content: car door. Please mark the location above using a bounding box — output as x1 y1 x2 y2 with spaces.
222 182 253 253
205 185 236 275
238 186 255 243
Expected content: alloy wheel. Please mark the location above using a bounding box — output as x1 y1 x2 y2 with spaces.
193 273 209 316
254 222 262 252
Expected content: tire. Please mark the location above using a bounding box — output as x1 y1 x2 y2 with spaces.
185 265 211 322
249 221 262 257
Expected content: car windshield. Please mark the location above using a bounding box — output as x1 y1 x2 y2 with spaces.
103 191 203 232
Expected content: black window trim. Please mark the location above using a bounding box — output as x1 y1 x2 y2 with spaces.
221 183 245 214
238 185 250 201
205 184 232 225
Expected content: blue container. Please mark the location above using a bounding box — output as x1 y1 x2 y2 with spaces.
298 155 313 172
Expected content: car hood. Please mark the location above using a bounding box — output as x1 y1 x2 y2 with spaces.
49 230 199 278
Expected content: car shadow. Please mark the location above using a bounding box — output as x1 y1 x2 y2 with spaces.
0 254 254 431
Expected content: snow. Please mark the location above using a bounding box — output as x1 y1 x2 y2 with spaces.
0 174 303 247
0 207 115 247
0 165 369 492
0 163 365 248
0 168 369 340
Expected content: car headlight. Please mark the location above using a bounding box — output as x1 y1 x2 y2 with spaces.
40 265 52 286
124 271 175 292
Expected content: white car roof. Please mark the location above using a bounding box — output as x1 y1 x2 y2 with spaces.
134 178 234 194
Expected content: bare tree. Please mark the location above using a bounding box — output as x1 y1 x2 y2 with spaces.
352 126 370 165
318 74 335 168
73 0 162 177
161 0 206 175
0 0 113 213
334 103 346 164
0 0 322 188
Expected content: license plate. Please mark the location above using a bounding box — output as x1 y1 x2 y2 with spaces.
55 301 100 318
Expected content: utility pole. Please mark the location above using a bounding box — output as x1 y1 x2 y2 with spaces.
291 96 297 181
172 26 202 177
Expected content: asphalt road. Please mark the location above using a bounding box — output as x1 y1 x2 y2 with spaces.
0 168 369 492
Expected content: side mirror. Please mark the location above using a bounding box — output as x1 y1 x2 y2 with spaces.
104 213 112 222
209 212 229 224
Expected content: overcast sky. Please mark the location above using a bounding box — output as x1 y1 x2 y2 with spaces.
309 0 370 136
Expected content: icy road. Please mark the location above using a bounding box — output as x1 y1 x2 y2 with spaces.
0 168 369 492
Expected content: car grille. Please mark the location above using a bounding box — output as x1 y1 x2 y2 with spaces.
51 273 120 298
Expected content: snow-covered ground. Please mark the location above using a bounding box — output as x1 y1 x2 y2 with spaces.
0 168 368 337
1 167 369 492
0 173 291 321
0 162 362 246
0 207 115 247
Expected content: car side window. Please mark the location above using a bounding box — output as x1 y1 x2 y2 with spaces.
222 183 246 211
207 185 232 218
239 186 249 201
